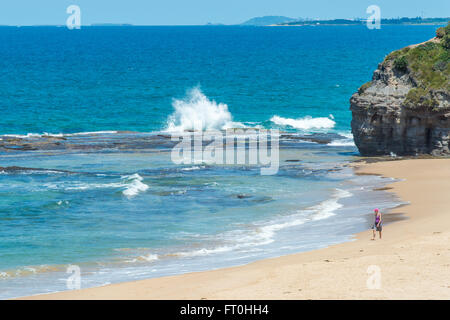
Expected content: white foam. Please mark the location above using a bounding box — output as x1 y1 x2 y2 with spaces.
255 217 308 245
3 133 44 138
175 246 233 257
250 189 351 245
339 132 354 139
61 182 123 191
140 254 159 262
45 174 149 198
181 166 205 171
310 188 352 220
327 132 355 147
270 115 335 130
121 174 149 198
1 131 119 139
65 131 119 136
172 214 307 258
126 253 159 263
327 140 355 147
165 87 243 132
171 188 353 259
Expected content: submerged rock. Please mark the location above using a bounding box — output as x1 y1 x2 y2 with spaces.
234 194 252 199
350 23 450 156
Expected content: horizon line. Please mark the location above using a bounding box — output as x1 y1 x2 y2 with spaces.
1 16 448 28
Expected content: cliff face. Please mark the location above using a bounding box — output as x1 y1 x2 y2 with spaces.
350 26 450 156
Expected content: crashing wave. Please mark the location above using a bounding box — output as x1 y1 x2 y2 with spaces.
165 87 244 132
270 115 335 130
121 174 149 198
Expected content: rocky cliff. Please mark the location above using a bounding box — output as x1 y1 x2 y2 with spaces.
350 24 450 156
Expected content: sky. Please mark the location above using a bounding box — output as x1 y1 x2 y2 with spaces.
0 0 448 26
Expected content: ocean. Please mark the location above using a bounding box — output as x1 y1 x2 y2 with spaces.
0 25 440 298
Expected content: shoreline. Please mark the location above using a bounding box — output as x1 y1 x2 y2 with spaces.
19 158 450 299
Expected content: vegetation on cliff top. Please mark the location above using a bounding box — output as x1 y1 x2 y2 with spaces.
358 81 372 94
381 22 450 109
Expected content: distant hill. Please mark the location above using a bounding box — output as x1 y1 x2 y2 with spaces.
240 16 296 26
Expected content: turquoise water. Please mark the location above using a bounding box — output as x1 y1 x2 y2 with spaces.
0 25 439 298
0 25 440 134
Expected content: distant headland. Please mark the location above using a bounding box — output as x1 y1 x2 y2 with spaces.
239 16 297 26
240 16 449 26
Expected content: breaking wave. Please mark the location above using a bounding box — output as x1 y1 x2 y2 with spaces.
121 174 149 198
327 132 356 147
270 115 335 130
310 188 352 220
43 173 149 198
165 87 243 132
125 253 159 263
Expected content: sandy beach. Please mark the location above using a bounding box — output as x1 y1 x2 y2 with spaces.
20 158 450 300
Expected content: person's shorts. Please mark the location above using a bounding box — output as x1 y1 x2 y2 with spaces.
373 224 382 231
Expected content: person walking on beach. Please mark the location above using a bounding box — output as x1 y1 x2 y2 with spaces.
371 208 382 240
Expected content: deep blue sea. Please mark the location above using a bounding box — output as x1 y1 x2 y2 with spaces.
0 25 440 298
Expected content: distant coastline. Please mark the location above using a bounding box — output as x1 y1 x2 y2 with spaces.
240 16 449 26
275 17 449 26
1 16 448 28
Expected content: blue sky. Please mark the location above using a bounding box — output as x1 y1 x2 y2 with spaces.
0 0 448 26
